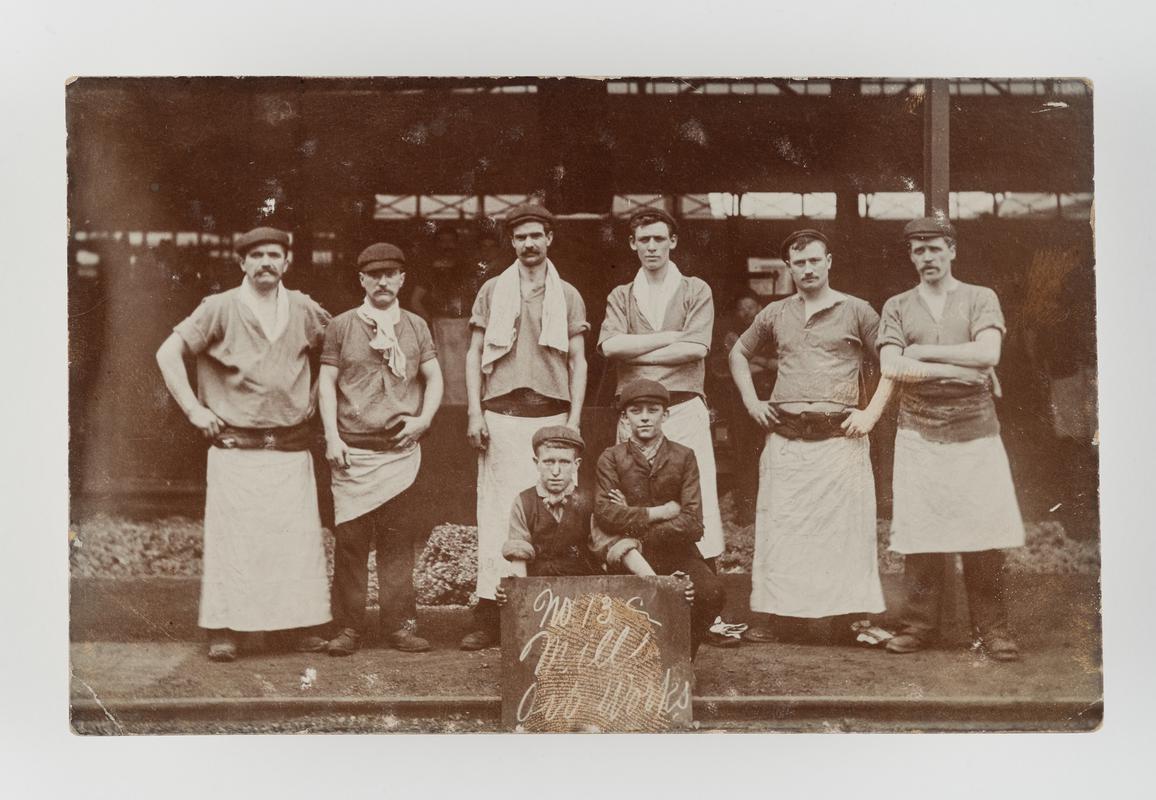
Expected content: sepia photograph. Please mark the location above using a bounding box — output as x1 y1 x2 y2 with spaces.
65 75 1100 735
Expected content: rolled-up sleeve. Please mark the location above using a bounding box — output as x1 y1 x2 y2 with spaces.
469 281 492 330
970 287 1006 339
737 307 773 357
173 296 221 355
501 497 537 562
857 301 882 360
680 280 714 349
564 283 590 338
876 296 907 351
597 286 629 354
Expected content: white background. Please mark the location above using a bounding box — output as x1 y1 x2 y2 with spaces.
1 1 1152 797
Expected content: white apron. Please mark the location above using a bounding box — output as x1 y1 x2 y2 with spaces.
750 433 885 617
330 443 421 526
475 410 568 599
890 428 1026 554
199 448 331 631
616 396 725 559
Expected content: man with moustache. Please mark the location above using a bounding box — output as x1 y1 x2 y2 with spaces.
318 243 444 656
155 226 331 662
878 217 1025 661
729 229 893 645
461 203 589 650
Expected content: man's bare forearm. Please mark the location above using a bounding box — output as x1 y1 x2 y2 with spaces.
906 340 999 369
729 345 761 407
601 331 678 360
881 350 986 383
155 334 201 416
465 333 485 416
566 342 587 429
631 341 709 366
317 366 342 441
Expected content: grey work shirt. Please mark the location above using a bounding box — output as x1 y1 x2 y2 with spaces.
737 292 879 407
878 281 1006 443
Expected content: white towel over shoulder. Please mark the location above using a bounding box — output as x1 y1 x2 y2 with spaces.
481 259 570 373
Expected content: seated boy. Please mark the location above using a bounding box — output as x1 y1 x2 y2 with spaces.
592 378 727 657
499 425 600 580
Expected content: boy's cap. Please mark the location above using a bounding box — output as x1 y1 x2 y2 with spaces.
234 226 290 255
618 378 670 410
903 217 957 241
779 228 830 262
503 203 554 231
532 425 585 454
357 242 407 271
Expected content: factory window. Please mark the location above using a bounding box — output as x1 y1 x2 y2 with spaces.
1060 193 1093 221
420 195 479 219
995 192 1058 218
950 192 996 219
859 192 925 220
374 194 418 220
483 195 532 217
611 194 670 217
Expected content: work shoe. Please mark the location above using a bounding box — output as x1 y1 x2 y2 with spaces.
885 633 929 654
207 631 238 663
741 625 780 644
459 628 498 651
295 634 328 653
386 628 432 653
978 633 1021 662
327 628 361 657
704 630 742 648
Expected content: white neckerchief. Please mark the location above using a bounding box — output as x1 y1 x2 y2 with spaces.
356 299 406 379
480 259 570 374
632 261 683 331
239 277 289 341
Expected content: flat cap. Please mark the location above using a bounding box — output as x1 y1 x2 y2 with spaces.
503 202 554 231
903 217 957 241
779 228 831 263
627 206 678 236
618 378 671 410
532 425 585 454
234 226 291 255
357 242 407 271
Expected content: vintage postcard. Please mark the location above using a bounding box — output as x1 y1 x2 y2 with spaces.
66 76 1100 735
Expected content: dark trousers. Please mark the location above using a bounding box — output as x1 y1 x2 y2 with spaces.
899 550 1011 639
648 545 727 657
331 491 418 635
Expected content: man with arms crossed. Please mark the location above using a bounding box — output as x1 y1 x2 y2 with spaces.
729 229 892 644
878 217 1025 661
599 208 737 647
155 226 331 662
462 203 589 650
318 243 444 656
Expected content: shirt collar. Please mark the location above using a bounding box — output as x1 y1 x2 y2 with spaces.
536 480 577 508
630 434 666 464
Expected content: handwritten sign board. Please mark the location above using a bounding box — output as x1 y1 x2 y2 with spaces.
500 575 694 732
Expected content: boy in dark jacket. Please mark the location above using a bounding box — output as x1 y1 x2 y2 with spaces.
592 378 727 656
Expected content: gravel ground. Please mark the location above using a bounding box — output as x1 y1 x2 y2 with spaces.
69 495 1100 589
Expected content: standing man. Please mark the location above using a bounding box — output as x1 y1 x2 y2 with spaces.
878 217 1025 661
599 210 726 566
462 203 589 650
155 226 332 662
318 243 444 656
729 229 892 644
